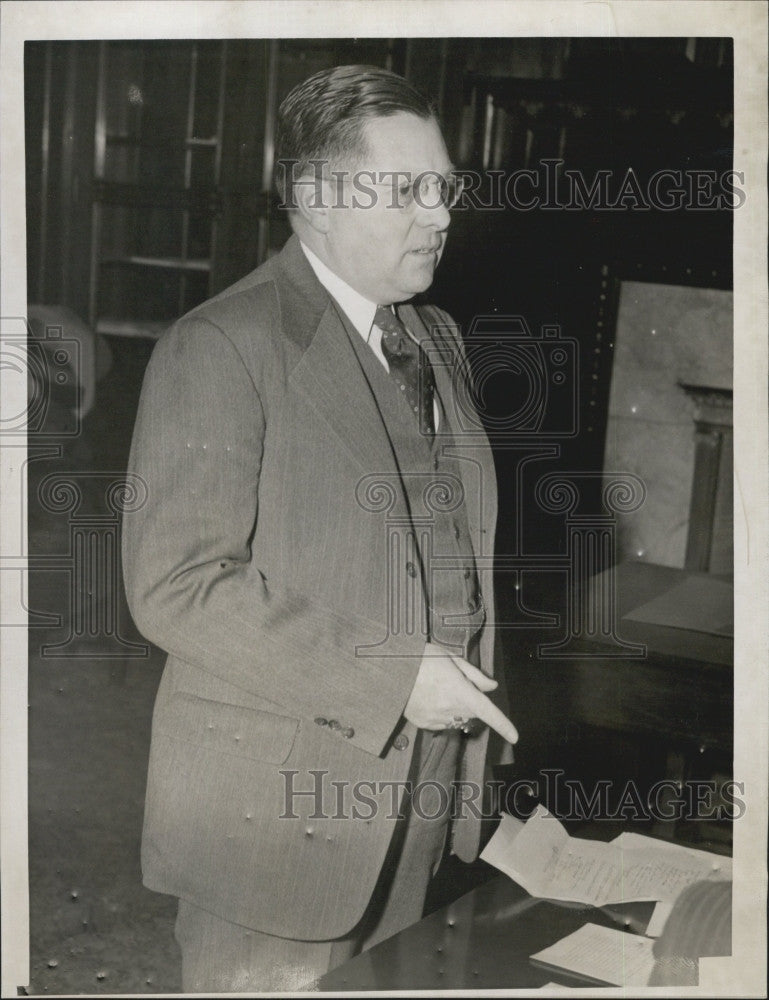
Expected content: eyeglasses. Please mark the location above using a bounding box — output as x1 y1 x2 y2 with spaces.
366 171 466 211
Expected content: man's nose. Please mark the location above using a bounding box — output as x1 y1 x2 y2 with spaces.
415 197 451 231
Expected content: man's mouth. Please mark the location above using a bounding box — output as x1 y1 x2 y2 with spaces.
411 245 440 255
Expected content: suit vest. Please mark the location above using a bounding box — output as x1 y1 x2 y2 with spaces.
333 302 485 664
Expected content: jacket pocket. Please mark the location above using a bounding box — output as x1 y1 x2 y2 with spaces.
159 691 300 765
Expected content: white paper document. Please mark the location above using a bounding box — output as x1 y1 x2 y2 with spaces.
644 901 673 939
530 923 656 986
611 831 731 875
610 832 731 937
480 806 729 906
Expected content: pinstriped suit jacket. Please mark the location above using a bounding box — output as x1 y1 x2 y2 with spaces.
122 234 501 939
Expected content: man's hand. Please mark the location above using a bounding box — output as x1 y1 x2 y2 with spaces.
403 642 518 744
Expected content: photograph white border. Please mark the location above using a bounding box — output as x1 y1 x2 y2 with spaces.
2 2 766 996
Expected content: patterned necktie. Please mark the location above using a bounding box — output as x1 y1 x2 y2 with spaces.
375 305 436 439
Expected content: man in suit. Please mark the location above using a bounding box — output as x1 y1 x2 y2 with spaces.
122 64 518 992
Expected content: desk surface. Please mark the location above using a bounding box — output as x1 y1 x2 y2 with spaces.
317 563 733 990
528 559 733 667
593 560 732 667
510 560 733 751
317 874 654 991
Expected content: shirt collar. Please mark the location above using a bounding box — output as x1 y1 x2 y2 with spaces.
300 241 378 342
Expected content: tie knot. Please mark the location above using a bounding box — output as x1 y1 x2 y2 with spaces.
375 305 411 357
374 304 400 332
374 305 435 438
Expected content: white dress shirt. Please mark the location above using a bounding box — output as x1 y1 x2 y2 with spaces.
300 241 439 428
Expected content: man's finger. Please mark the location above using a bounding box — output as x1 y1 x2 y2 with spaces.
452 657 498 692
466 689 518 744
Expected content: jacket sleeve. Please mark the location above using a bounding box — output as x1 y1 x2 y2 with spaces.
121 316 423 757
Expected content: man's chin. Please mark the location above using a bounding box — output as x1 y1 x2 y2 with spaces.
387 259 441 301
404 266 438 296
393 281 433 303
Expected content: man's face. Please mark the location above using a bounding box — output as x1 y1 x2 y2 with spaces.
322 112 453 305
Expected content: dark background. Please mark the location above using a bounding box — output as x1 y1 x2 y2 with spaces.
24 34 734 566
23 37 733 994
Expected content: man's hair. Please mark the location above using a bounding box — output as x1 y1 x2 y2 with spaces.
275 64 435 203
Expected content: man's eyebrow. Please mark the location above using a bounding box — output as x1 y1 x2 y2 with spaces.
372 165 457 183
414 165 457 178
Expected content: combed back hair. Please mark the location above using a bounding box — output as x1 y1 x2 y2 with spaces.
275 64 435 202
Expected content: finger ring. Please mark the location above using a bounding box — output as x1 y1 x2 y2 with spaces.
448 716 467 730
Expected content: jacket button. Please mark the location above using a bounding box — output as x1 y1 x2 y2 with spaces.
393 734 410 751
453 523 461 540
405 561 417 578
314 717 328 727
342 727 355 739
328 719 341 730
433 456 440 470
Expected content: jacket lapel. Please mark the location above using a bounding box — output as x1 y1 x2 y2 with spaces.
274 238 496 550
278 237 401 478
290 303 407 477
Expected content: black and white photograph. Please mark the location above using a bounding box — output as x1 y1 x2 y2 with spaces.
1 1 766 996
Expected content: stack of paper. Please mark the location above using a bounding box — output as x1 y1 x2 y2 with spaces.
480 805 730 906
530 923 656 986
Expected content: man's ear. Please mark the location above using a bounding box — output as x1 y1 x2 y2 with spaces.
293 174 334 234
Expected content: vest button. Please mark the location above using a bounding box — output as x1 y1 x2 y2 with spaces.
342 727 355 739
328 719 341 730
433 456 440 470
314 716 328 727
406 561 417 578
393 734 410 751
